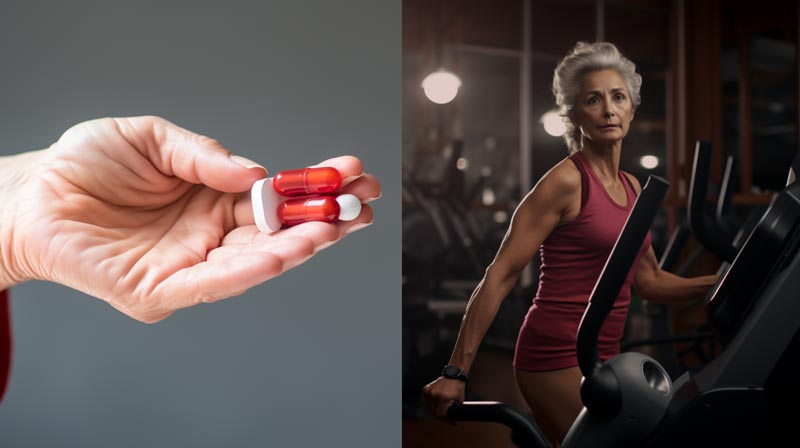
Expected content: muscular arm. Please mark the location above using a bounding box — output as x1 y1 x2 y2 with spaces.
633 248 718 304
623 173 719 304
447 163 580 373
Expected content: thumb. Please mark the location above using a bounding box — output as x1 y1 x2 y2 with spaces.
119 116 267 193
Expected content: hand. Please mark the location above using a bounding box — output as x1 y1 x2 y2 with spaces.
422 376 466 418
0 116 380 322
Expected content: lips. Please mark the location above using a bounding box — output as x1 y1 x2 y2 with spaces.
600 124 620 130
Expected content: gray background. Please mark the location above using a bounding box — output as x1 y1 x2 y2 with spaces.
0 1 399 447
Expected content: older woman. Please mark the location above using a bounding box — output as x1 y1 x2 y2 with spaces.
423 41 718 446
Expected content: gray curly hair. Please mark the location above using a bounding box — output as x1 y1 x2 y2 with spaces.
552 41 642 154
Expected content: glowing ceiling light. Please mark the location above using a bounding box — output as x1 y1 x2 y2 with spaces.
540 110 566 137
482 188 496 206
640 155 659 169
421 70 462 104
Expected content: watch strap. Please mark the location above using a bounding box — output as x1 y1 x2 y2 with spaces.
441 365 469 383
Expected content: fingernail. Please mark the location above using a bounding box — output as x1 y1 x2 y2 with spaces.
364 193 382 203
345 221 372 235
230 155 268 175
342 173 364 186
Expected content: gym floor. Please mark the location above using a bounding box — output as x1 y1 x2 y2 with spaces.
403 349 531 448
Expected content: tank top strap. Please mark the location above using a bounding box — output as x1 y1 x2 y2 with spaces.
568 151 590 209
619 170 638 199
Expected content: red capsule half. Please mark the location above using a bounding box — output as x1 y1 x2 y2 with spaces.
277 196 341 226
272 167 342 196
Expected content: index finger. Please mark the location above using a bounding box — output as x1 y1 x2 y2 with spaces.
310 155 364 186
437 399 456 419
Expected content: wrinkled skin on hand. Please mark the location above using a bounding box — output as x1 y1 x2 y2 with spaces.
0 116 380 323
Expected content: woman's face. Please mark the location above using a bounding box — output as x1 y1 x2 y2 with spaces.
570 69 634 148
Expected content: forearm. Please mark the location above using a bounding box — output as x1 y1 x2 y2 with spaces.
447 267 518 373
0 150 45 290
641 271 719 304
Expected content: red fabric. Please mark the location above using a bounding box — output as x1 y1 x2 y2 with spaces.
514 151 651 371
0 289 10 403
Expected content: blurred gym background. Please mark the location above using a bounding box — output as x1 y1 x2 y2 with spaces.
402 0 798 446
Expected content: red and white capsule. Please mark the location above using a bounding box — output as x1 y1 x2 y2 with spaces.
277 194 361 226
251 168 360 233
272 167 342 196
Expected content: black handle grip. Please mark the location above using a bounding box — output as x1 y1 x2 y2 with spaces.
688 141 738 262
716 155 736 225
447 401 552 448
659 223 690 271
576 175 670 378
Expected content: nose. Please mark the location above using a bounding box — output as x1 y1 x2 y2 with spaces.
603 97 615 118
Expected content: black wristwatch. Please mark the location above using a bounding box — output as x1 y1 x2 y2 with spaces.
441 365 469 383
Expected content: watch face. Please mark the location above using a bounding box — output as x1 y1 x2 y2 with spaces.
443 366 460 377
443 365 466 380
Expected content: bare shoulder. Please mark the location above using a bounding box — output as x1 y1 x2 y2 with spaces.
536 156 581 198
517 156 581 219
622 171 642 195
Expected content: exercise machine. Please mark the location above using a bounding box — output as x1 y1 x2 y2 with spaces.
448 159 800 446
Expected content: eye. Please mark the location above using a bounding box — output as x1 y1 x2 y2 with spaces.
587 96 600 105
614 93 627 102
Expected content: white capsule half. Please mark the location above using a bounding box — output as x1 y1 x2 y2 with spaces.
336 194 362 221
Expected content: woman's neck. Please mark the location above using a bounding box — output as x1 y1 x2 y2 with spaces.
580 140 622 182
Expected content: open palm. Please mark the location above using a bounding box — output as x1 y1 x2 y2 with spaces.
5 116 379 322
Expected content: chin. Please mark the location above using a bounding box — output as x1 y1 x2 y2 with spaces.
590 134 622 144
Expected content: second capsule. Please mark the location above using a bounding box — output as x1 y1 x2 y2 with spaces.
272 167 343 196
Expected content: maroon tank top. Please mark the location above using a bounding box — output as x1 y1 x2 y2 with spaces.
513 151 651 371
